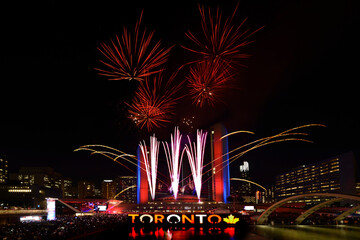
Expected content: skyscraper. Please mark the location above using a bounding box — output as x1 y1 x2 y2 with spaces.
101 180 116 199
210 123 230 203
115 176 136 203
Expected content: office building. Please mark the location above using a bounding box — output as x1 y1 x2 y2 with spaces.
0 155 8 184
115 176 136 203
78 181 95 199
275 152 356 201
101 180 116 199
61 177 74 198
9 167 62 190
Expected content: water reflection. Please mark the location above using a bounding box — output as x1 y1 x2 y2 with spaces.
253 225 360 240
129 226 239 240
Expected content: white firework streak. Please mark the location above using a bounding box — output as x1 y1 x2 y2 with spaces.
139 134 160 200
185 129 207 201
163 127 183 199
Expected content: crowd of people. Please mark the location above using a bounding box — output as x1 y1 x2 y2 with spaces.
0 214 128 240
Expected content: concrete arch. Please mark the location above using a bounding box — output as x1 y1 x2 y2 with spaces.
257 193 360 224
294 197 343 224
334 204 360 221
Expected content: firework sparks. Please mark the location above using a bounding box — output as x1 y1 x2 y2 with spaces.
163 127 184 199
210 124 326 177
181 124 325 186
185 129 208 200
74 144 169 188
139 134 160 200
127 72 183 131
187 61 232 107
95 10 173 81
74 144 138 173
183 4 263 69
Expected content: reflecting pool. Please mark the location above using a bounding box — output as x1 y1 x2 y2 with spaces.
253 225 360 240
94 224 360 239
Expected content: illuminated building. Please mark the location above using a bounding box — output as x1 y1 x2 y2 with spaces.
210 123 230 203
9 168 74 199
356 182 360 194
275 152 356 202
0 185 34 207
230 161 254 203
115 176 137 203
0 155 8 184
137 145 149 204
61 177 74 198
239 161 251 195
101 180 117 199
0 183 62 208
9 167 62 190
77 181 95 199
2 167 68 208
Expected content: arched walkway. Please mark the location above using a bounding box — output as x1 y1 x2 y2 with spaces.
257 193 360 224
334 204 360 221
294 197 342 224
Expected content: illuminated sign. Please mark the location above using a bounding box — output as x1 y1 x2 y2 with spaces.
128 214 239 225
20 216 42 222
98 205 107 211
244 206 255 211
46 198 57 221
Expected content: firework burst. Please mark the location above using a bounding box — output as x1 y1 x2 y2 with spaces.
95 10 173 81
183 4 263 69
127 72 182 131
187 61 232 107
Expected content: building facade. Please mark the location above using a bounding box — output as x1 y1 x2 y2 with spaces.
101 180 116 199
275 152 356 202
0 155 8 184
115 176 137 203
9 167 62 190
210 123 230 203
230 161 254 203
77 181 95 199
61 177 75 198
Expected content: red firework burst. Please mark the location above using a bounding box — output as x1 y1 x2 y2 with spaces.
183 4 263 69
95 10 173 81
187 61 233 107
127 73 183 131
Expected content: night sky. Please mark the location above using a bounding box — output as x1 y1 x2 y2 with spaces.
0 0 359 187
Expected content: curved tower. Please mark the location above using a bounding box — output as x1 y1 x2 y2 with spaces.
210 123 230 203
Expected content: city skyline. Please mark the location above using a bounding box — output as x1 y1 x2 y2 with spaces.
0 0 359 186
